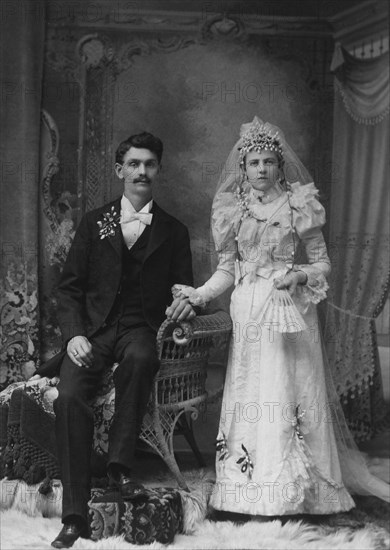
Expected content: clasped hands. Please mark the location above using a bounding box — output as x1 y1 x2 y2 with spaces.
165 296 196 322
273 269 307 295
67 297 196 368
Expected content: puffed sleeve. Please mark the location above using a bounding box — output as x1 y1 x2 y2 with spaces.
289 182 330 306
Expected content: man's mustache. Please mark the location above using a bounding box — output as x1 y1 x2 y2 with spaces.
134 177 151 184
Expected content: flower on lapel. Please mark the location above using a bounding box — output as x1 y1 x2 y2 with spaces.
97 206 120 239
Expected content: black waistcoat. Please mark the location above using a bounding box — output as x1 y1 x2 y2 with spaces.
106 225 151 327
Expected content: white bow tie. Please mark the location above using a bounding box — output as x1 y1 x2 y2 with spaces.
120 211 153 225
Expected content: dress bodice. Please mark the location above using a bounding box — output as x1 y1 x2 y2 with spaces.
215 182 330 285
173 183 331 312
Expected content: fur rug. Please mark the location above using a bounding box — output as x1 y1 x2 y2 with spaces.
1 509 388 550
1 468 389 550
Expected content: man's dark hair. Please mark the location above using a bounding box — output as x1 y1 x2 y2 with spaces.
115 132 163 165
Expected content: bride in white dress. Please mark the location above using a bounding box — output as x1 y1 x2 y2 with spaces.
173 117 389 516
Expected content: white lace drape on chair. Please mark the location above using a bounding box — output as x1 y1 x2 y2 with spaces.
326 45 390 441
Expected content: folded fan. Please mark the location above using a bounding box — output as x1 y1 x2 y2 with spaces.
260 288 307 333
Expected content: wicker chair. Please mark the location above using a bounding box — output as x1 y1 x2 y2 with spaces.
138 310 232 490
0 311 232 492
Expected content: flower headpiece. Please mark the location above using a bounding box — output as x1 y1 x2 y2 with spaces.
239 121 283 164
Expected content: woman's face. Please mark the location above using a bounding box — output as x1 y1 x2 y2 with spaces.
244 149 281 193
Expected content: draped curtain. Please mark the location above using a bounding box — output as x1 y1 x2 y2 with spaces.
0 3 46 389
326 45 390 440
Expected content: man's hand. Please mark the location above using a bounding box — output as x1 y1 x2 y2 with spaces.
274 270 307 296
165 297 196 322
67 336 94 368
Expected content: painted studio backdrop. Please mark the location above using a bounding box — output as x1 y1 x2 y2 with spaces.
1 1 389 452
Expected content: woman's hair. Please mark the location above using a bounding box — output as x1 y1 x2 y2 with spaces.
115 132 163 164
241 149 284 168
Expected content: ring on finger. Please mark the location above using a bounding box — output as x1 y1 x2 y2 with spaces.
73 350 79 357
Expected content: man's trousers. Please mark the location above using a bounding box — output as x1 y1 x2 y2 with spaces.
53 322 159 523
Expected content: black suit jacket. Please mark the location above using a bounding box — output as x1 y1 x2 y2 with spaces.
37 198 193 377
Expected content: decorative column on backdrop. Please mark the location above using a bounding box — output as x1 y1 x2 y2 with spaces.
326 44 389 440
0 3 46 390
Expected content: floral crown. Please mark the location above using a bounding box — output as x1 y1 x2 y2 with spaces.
239 122 283 163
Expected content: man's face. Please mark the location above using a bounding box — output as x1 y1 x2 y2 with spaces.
115 147 160 202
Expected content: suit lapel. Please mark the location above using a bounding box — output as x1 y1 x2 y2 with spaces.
144 203 170 262
101 199 169 261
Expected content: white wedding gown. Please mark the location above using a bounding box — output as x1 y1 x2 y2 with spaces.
184 183 389 515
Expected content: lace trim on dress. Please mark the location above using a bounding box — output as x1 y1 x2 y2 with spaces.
295 270 329 313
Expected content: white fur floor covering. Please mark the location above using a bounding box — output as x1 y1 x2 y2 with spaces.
1 508 387 550
1 469 389 550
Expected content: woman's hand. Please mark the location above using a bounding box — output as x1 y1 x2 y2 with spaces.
274 270 307 295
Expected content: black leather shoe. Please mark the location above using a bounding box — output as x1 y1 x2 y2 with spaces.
51 523 89 549
110 470 148 500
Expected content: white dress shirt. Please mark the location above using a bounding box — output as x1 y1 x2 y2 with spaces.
120 195 153 250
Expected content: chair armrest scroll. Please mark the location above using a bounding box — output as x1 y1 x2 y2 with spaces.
156 311 232 359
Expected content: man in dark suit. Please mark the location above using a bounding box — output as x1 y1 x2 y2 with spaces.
43 132 196 548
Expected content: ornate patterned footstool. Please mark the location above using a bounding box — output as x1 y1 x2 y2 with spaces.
88 486 184 544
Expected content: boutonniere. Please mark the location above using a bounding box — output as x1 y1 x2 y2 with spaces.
97 206 120 239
